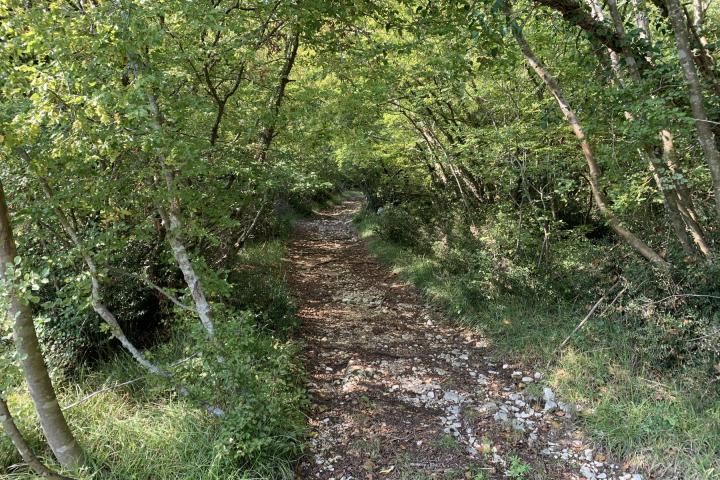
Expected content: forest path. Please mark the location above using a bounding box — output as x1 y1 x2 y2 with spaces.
286 198 639 480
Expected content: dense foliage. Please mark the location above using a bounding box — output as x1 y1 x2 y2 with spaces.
0 0 718 478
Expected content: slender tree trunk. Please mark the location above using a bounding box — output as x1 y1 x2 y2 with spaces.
505 4 668 266
457 164 486 205
632 0 651 42
128 54 216 339
531 0 650 70
33 172 171 377
256 30 300 163
155 199 215 339
604 2 706 258
587 0 622 79
665 0 720 218
692 0 704 30
661 130 713 257
662 130 699 223
647 158 695 255
683 5 720 97
606 0 641 81
0 181 85 470
0 399 74 480
143 80 216 339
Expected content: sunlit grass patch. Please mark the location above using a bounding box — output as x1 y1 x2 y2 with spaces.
2 317 305 479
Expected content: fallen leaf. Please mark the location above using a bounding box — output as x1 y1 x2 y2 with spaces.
379 465 395 475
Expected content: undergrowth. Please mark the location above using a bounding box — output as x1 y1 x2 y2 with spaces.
0 195 361 479
1 246 304 479
354 209 720 480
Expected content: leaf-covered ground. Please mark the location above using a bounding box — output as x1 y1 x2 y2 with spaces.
286 198 644 480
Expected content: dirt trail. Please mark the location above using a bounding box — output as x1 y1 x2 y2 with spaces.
287 198 641 480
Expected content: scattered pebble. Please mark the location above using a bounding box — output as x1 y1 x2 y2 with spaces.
291 200 643 480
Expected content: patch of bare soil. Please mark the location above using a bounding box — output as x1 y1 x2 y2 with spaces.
286 198 642 480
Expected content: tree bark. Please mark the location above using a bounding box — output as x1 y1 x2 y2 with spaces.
155 199 215 339
660 130 713 257
0 180 85 470
141 70 216 339
0 398 74 480
505 4 668 266
647 158 695 256
632 0 651 42
530 0 650 69
665 0 720 218
692 0 704 30
586 0 622 77
603 2 705 258
32 171 171 377
605 0 641 80
256 30 300 163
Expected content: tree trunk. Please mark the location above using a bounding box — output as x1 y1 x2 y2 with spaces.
0 181 85 470
530 0 650 69
662 130 699 223
506 4 668 266
156 200 215 339
33 172 171 377
632 0 651 42
586 0 622 76
692 0 705 32
603 2 706 258
660 130 713 257
0 398 74 480
141 71 216 339
647 158 695 256
665 0 720 218
605 0 641 80
256 30 300 163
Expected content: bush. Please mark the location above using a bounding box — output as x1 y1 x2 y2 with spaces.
226 241 297 334
375 204 427 248
172 311 308 473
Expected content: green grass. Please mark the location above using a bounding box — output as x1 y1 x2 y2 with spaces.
1 231 311 479
2 358 269 479
354 211 720 480
2 323 304 480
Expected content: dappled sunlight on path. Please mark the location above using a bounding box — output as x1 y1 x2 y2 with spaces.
286 198 642 480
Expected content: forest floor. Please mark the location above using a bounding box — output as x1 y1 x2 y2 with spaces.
286 197 644 480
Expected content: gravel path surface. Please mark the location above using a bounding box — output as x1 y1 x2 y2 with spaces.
287 198 642 480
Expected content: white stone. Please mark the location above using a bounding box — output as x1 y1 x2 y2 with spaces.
580 466 596 479
443 390 461 402
493 411 509 422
